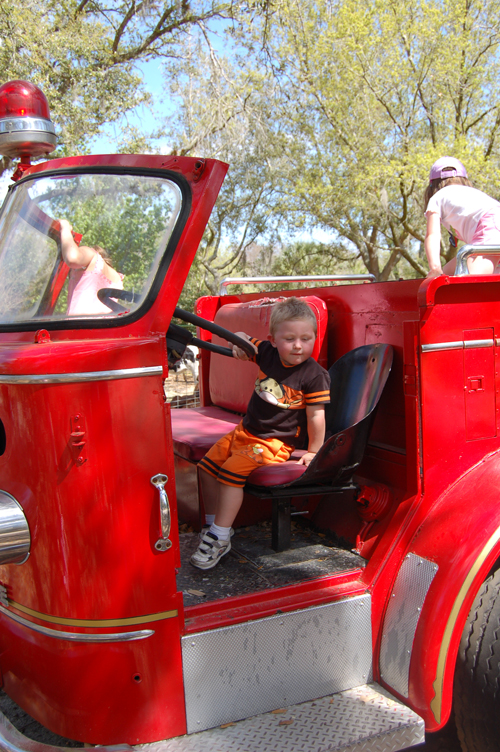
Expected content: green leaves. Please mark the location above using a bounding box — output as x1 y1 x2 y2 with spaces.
0 0 235 156
241 0 500 278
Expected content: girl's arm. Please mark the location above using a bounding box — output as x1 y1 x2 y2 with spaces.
298 404 326 466
424 212 443 278
59 219 95 269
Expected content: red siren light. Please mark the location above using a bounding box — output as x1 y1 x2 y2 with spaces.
0 80 56 159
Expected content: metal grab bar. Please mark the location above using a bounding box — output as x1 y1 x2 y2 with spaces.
455 244 500 275
219 274 375 295
150 474 172 552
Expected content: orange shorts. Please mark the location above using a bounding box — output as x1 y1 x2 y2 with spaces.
198 421 293 487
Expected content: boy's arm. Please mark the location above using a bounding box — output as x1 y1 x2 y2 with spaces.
231 331 258 361
298 404 326 466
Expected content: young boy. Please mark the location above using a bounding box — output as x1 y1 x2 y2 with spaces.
190 297 331 570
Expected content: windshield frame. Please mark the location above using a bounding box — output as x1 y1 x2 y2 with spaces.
0 165 192 332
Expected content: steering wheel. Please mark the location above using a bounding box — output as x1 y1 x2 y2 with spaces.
171 307 256 358
96 290 255 359
97 288 139 313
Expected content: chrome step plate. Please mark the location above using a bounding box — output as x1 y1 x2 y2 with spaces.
140 683 424 752
182 594 373 733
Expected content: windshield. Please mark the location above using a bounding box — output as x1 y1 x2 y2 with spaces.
0 171 183 325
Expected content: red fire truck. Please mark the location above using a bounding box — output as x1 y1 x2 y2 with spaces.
0 79 496 752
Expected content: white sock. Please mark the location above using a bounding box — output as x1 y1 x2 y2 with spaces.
209 523 231 541
205 514 215 526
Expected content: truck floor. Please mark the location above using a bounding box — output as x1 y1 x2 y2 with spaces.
177 521 366 607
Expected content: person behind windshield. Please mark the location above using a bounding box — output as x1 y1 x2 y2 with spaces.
59 219 124 315
424 156 500 278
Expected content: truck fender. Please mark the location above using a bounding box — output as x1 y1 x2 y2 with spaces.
378 450 500 731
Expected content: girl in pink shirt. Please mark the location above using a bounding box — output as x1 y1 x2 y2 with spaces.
59 219 124 315
424 156 500 278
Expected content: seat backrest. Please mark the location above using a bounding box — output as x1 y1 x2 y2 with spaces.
208 295 328 414
296 343 393 487
325 343 393 437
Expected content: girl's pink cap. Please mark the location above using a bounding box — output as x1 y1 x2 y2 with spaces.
429 156 468 181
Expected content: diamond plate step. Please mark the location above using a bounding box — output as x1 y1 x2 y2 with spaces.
141 683 424 752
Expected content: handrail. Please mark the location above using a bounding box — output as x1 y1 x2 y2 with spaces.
455 244 500 275
219 274 376 296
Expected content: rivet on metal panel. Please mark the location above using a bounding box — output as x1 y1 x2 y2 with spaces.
34 329 51 344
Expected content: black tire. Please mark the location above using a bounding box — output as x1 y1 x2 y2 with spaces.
454 568 500 751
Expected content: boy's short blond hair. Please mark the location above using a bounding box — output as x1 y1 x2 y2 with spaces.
269 297 317 336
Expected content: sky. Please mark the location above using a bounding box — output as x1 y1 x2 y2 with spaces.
90 58 171 154
0 37 335 247
0 59 169 202
90 18 233 155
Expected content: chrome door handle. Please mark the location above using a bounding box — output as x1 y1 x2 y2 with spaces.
150 474 172 551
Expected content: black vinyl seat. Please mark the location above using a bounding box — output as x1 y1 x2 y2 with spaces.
245 343 394 551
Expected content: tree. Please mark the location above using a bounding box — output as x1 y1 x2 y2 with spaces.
165 38 288 296
0 0 243 169
237 0 500 279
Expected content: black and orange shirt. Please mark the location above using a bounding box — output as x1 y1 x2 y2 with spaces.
242 339 330 448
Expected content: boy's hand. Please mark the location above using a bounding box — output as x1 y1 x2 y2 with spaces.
301 405 326 465
297 451 316 466
231 332 258 360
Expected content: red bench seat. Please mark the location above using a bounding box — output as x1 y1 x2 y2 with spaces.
171 406 241 462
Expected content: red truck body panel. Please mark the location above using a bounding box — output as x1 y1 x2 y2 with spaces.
0 150 497 746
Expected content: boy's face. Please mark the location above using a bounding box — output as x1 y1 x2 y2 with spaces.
268 319 316 366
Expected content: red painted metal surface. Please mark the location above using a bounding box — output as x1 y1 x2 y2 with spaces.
0 153 228 743
0 135 500 747
190 276 500 738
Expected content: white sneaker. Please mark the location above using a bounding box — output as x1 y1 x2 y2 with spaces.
191 531 231 570
199 525 234 540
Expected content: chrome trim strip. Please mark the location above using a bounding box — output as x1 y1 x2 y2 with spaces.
219 274 375 295
422 341 463 352
0 366 163 385
0 116 56 135
422 339 494 353
465 339 494 349
0 604 154 642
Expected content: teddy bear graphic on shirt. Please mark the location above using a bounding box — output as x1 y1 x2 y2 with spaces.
254 375 304 409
